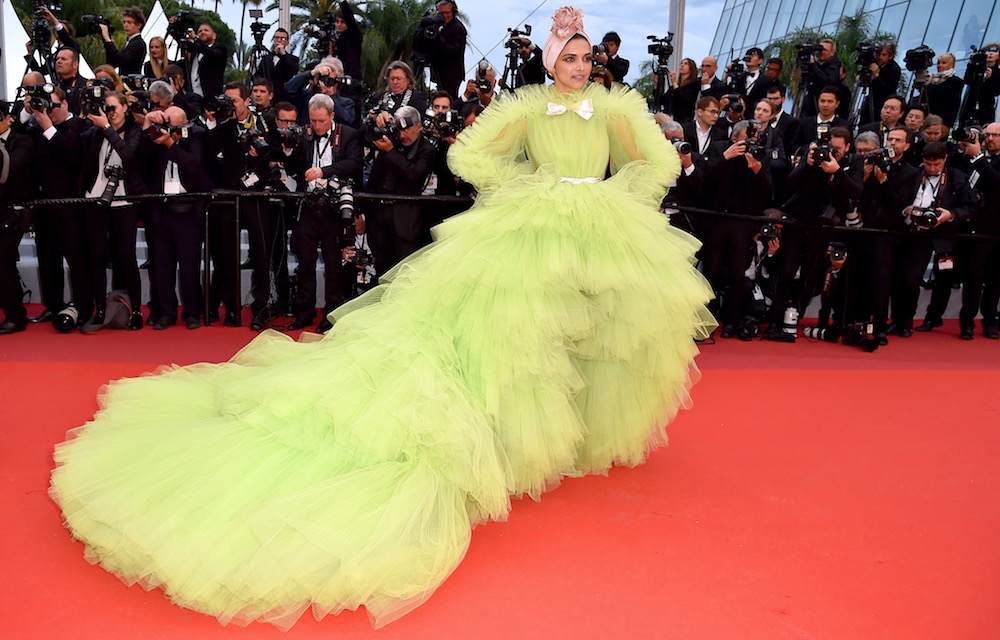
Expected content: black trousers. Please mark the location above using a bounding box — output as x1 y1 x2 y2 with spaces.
243 198 281 317
139 205 161 321
291 207 344 320
767 223 834 323
959 237 1000 330
867 234 933 333
0 217 26 325
700 218 756 327
367 203 422 282
208 202 238 315
82 203 141 315
153 202 203 323
33 204 89 316
268 201 291 313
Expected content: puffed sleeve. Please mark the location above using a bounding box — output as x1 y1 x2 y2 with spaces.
600 85 681 204
447 87 539 193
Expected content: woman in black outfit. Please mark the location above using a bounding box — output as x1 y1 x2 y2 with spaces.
669 58 700 123
79 92 147 331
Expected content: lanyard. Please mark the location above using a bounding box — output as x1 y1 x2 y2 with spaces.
313 125 340 167
920 169 947 206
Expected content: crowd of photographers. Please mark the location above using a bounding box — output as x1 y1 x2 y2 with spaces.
658 39 1000 349
3 2 1000 351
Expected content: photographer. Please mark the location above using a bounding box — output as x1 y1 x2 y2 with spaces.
924 53 963 131
764 126 862 341
735 210 783 341
204 82 275 328
457 62 496 110
858 43 901 126
54 47 88 115
100 6 146 76
886 141 975 337
659 121 707 237
366 106 436 277
285 94 363 331
725 48 767 106
255 29 299 105
424 91 463 198
940 123 1000 339
0 103 38 335
792 86 848 150
429 1 467 100
703 119 773 336
513 38 545 87
139 106 212 330
961 44 1000 127
79 91 146 332
594 32 629 84
177 21 227 99
682 96 727 161
284 57 356 127
160 65 202 121
27 85 92 326
714 94 745 138
698 56 726 100
765 84 800 161
667 58 700 123
26 6 80 75
368 61 428 129
251 78 275 118
335 2 364 81
801 39 843 119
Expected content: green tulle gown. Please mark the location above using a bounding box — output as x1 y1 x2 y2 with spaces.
49 83 716 630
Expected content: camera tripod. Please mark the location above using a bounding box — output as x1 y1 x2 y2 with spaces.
245 38 271 80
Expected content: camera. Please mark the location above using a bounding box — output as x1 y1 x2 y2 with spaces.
304 178 355 226
953 125 985 144
81 14 114 33
865 146 895 172
249 9 269 40
26 83 55 112
744 120 766 160
592 43 608 57
670 137 691 155
965 46 989 84
909 206 940 230
99 165 125 206
796 42 824 65
759 221 780 242
203 94 235 121
429 109 463 139
829 242 848 263
812 124 833 163
647 33 675 65
842 322 878 352
366 117 398 144
505 25 532 50
278 124 304 148
904 45 935 72
412 10 445 59
475 59 491 94
166 10 201 45
238 130 271 160
81 79 114 117
305 13 339 56
129 90 153 115
53 303 78 333
147 122 191 140
122 74 149 92
723 93 743 114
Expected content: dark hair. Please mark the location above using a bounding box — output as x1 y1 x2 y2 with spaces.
696 96 720 111
57 46 79 64
905 102 927 116
766 57 783 69
459 101 483 120
883 94 905 109
889 125 913 144
274 101 297 116
923 140 948 160
122 6 146 26
746 47 764 59
431 90 452 105
819 85 840 100
224 81 250 100
275 27 290 38
879 42 897 58
766 83 787 98
830 126 852 144
602 31 621 46
252 77 274 93
163 63 184 79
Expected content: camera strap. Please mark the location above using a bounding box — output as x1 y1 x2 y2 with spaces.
312 125 340 169
918 168 947 208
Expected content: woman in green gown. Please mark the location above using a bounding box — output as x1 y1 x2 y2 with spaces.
49 6 715 630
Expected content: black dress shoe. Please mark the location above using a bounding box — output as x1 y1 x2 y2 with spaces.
185 317 201 330
316 318 333 334
128 311 144 331
0 321 26 335
152 317 175 330
720 324 737 339
250 317 266 331
916 318 942 332
28 309 56 323
289 317 313 330
223 311 238 327
885 322 900 335
984 325 999 340
876 332 889 346
899 328 913 338
960 327 975 340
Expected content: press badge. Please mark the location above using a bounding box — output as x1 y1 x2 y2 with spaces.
242 172 260 188
937 254 954 271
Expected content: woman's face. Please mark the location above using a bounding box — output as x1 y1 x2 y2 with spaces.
553 37 593 94
105 96 127 129
754 100 773 124
149 39 164 60
680 60 691 76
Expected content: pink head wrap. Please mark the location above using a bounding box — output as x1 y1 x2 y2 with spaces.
542 6 590 76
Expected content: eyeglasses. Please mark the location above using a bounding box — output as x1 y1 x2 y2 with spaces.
273 35 289 41
276 117 296 125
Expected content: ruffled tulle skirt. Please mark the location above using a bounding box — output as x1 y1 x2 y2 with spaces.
49 166 715 629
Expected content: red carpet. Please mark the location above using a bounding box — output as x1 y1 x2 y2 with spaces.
2 311 998 639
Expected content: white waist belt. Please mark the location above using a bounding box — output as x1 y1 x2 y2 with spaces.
559 176 602 185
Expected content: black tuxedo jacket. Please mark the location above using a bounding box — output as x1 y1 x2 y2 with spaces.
0 131 39 208
792 115 850 153
432 19 467 100
336 0 364 79
967 154 1000 234
868 160 921 231
140 125 213 196
782 154 864 222
80 119 147 196
143 59 179 79
32 116 91 198
187 41 228 98
669 81 700 123
706 140 773 216
367 135 437 242
516 46 546 88
287 124 364 189
204 115 273 190
256 52 300 103
906 167 976 252
770 112 800 157
105 35 146 76
606 56 629 83
682 121 728 160
699 77 726 101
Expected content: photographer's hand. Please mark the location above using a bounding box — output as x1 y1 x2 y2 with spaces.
595 52 609 65
373 136 394 153
965 137 982 156
873 165 888 183
100 23 111 42
934 208 954 226
463 80 477 100
375 111 391 128
863 162 874 181
767 237 780 256
745 152 763 174
820 155 840 174
304 167 323 182
806 143 817 166
35 108 52 131
679 151 693 169
723 140 746 160
868 62 879 78
42 7 57 25
88 108 109 129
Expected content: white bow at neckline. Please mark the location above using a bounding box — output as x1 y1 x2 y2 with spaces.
546 98 595 121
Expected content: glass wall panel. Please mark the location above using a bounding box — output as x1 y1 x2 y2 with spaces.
757 0 783 42
825 0 848 23
711 9 733 53
806 0 830 27
922 1 958 56
842 0 866 17
864 0 886 11
896 1 933 52
772 0 797 40
987 4 1000 46
744 1 769 48
877 3 908 35
733 4 755 50
787 0 812 31
954 0 996 51
721 6 741 53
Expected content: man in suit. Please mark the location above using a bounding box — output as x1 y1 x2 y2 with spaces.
699 56 726 100
53 47 88 115
140 106 212 330
100 6 147 76
254 28 299 105
284 57 356 127
366 106 436 278
801 39 843 118
595 32 629 83
28 87 93 325
859 94 905 146
513 38 545 88
766 84 799 157
430 1 467 100
792 86 849 151
0 103 38 334
183 23 227 99
682 96 728 161
660 121 708 239
286 94 363 332
858 43 902 126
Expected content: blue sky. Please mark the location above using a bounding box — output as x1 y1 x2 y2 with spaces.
216 0 726 85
